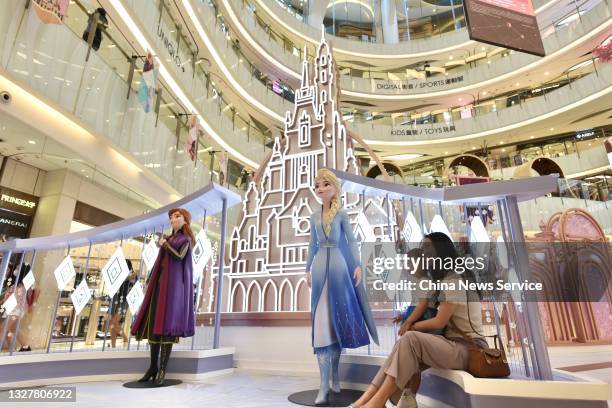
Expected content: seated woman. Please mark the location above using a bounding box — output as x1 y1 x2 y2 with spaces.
351 232 486 408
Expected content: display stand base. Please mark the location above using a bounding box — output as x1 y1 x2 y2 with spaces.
123 379 182 388
288 389 362 407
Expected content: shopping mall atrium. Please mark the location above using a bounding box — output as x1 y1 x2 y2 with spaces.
0 0 610 407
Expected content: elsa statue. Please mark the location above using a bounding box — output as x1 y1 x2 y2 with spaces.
305 168 379 405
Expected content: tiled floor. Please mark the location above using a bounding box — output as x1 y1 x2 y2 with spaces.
1 345 610 407
0 371 376 408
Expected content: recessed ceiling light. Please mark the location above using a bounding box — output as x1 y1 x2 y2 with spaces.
502 148 506 152
449 55 453 60
458 97 462 101
28 140 36 144
472 146 476 150
515 82 520 86
481 47 486 51
550 127 554 131
544 71 549 75
444 151 449 154
482 91 487 95
499 141 504 145
530 136 534 139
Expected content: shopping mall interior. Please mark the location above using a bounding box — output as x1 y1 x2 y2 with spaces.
0 0 610 407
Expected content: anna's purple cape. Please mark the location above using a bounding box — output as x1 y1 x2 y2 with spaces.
131 232 195 337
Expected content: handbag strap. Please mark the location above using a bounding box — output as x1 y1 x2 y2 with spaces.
448 289 504 352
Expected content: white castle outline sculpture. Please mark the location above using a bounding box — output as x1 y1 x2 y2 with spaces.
224 33 398 313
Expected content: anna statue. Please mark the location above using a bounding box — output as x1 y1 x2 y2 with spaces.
131 208 195 386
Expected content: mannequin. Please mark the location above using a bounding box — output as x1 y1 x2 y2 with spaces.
305 169 379 405
131 208 195 386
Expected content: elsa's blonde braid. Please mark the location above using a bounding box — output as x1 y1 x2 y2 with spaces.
324 194 341 236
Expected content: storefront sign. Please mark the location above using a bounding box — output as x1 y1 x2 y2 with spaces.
390 125 457 137
375 75 464 93
0 188 38 240
157 24 185 73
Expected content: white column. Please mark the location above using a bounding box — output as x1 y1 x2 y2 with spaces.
307 0 329 29
381 0 399 44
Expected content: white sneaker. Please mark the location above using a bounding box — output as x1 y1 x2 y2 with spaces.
396 390 418 408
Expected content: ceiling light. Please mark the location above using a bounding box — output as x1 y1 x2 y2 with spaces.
515 82 520 86
28 140 36 144
472 146 476 150
549 127 554 131
444 151 449 154
458 97 462 101
449 56 453 60
482 91 487 95
502 148 506 152
544 71 549 75
530 136 534 139
499 141 504 145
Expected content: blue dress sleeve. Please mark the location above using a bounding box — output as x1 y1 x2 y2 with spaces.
340 211 361 269
305 215 319 272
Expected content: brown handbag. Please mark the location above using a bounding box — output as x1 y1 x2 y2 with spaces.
448 300 510 378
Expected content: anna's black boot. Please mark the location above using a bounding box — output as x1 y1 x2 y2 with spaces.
138 343 159 382
154 343 173 386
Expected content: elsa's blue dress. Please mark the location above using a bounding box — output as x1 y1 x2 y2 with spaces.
306 209 379 350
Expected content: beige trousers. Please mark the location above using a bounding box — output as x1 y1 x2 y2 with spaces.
371 332 470 403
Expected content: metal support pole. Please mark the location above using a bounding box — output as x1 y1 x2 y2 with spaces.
213 198 227 349
385 194 392 241
69 242 92 352
504 195 553 380
418 199 425 232
437 201 443 217
47 246 71 353
498 199 531 377
126 56 137 99
0 252 25 351
10 251 37 355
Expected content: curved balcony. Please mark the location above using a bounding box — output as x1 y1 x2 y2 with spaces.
146 0 612 151
0 0 263 199
116 0 269 168
349 61 612 146
221 0 610 104
246 0 562 61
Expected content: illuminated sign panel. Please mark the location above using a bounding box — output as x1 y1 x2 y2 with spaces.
464 0 545 57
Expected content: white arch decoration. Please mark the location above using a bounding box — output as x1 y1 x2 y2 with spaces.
278 278 295 311
294 277 310 311
262 279 279 312
229 281 247 312
246 280 263 312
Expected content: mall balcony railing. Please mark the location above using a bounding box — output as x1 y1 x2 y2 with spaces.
122 0 275 153
0 0 219 197
0 183 241 355
348 59 612 144
343 63 601 127
226 0 609 86
194 0 609 135
270 0 563 44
